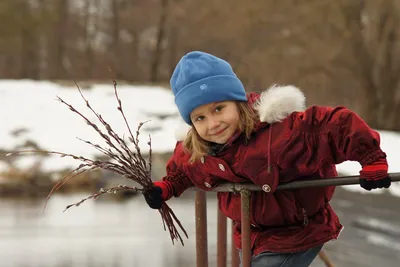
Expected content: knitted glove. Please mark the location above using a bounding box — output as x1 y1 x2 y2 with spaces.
143 181 173 209
359 158 391 191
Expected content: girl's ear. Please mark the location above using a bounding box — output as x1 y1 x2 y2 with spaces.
174 116 192 141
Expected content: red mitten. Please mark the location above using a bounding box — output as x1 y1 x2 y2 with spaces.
359 158 391 191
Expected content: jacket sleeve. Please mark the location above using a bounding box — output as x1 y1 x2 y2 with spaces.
283 106 386 168
161 144 194 199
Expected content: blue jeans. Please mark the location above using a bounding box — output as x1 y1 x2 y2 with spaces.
239 245 323 267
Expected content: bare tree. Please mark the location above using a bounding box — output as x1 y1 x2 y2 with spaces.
18 0 39 79
329 0 400 130
276 0 400 130
50 0 69 79
150 0 169 82
109 0 121 77
0 0 398 130
82 0 96 78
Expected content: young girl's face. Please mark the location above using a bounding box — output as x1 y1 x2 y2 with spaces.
190 101 240 144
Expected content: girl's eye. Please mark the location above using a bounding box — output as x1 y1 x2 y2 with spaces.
215 105 224 112
195 116 205 121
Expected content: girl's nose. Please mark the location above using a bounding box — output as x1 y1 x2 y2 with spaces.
208 117 219 130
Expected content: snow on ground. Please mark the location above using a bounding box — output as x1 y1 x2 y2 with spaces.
0 80 399 196
0 79 182 172
336 130 400 196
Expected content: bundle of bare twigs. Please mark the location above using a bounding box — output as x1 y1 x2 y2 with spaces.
7 80 188 245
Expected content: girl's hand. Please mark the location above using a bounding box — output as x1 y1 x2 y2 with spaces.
143 186 164 209
359 158 391 190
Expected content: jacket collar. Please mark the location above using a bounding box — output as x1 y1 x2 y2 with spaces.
207 130 242 156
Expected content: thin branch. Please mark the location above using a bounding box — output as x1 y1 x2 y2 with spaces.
64 185 141 211
7 80 188 246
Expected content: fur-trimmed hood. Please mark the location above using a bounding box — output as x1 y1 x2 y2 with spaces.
174 85 306 141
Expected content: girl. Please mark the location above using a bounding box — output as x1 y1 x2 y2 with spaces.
143 51 391 267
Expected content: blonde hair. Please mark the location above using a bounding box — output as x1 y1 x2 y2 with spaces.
183 101 259 163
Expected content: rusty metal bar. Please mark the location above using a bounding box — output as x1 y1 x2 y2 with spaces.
231 220 240 267
318 249 335 267
195 191 208 267
191 172 400 192
240 190 252 267
217 209 227 267
192 172 400 267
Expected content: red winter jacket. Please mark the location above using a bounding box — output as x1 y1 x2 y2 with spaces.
160 86 385 256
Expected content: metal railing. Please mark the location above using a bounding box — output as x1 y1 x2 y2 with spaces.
193 173 400 267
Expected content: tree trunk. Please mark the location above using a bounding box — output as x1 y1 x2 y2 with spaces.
51 0 68 79
150 0 169 82
19 1 39 79
83 0 95 79
168 26 178 78
130 30 140 81
110 0 120 77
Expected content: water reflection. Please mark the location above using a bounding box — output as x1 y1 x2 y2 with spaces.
0 192 225 267
2 189 400 267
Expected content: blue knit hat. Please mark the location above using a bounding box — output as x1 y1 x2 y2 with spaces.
170 51 247 125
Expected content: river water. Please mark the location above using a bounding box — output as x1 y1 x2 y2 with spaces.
1 189 399 267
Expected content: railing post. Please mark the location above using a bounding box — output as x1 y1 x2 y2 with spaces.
217 209 227 267
231 220 240 267
195 191 208 267
318 250 335 267
240 190 252 267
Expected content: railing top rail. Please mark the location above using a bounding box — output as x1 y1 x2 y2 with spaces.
190 172 400 192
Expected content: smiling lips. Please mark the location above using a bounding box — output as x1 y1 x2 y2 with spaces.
212 127 227 136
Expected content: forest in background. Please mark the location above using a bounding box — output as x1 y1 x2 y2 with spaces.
0 0 399 130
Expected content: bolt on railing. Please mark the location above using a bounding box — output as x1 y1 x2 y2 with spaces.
193 173 400 267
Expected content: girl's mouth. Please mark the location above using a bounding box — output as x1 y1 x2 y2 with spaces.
213 127 227 136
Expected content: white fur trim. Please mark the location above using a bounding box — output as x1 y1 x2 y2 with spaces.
254 85 306 123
